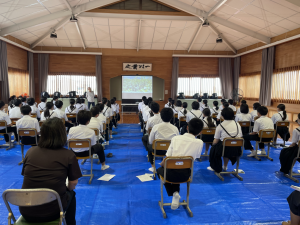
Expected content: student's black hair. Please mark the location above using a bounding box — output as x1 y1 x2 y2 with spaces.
113 97 116 101
111 98 115 104
144 99 149 106
81 98 85 103
107 100 111 108
188 118 204 136
203 108 215 128
240 104 249 114
150 102 159 114
53 96 58 101
160 108 173 122
192 101 200 110
277 104 287 120
18 95 23 99
221 108 234 120
142 96 147 101
0 101 5 109
91 106 100 117
228 99 234 105
78 110 92 125
213 101 219 110
253 102 261 110
298 113 300 122
27 97 35 106
257 106 268 116
21 105 31 115
176 100 182 107
183 102 188 115
102 97 108 104
44 102 54 118
9 95 16 102
55 100 63 109
241 100 247 104
96 103 104 112
221 99 226 103
41 97 47 102
76 97 81 104
38 118 67 149
167 98 172 107
197 97 202 102
203 100 208 107
148 97 153 104
70 99 75 110
171 100 175 109
223 102 229 108
14 99 22 107
21 97 26 102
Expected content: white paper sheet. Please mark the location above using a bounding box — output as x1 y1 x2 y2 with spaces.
291 185 300 192
234 169 245 174
98 174 116 181
137 174 153 182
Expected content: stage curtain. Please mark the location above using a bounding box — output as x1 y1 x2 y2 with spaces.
171 57 179 99
233 56 240 90
38 53 49 95
28 52 34 97
0 40 10 103
219 58 233 99
239 72 261 100
8 67 29 97
95 55 102 101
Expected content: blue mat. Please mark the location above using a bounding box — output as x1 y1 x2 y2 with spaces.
0 124 297 225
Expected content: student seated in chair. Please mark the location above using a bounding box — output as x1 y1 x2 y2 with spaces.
142 102 162 149
41 102 59 121
38 97 47 112
54 100 73 132
75 98 84 111
9 99 22 119
250 102 261 126
279 113 300 174
165 98 173 108
217 102 229 122
236 100 247 114
271 104 290 145
16 105 40 145
202 108 216 154
243 106 274 157
201 100 210 111
27 97 40 120
208 108 243 172
176 102 189 130
21 97 27 106
147 108 179 172
282 190 300 225
0 100 18 144
52 96 58 109
181 101 202 135
96 103 109 144
139 96 147 131
228 99 236 112
157 118 204 210
68 110 109 171
87 107 104 143
235 103 252 135
219 99 226 111
81 98 88 111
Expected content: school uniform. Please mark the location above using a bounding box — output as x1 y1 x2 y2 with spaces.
201 117 216 143
81 103 88 111
235 113 252 135
271 111 290 141
209 120 243 173
210 107 220 115
40 110 59 121
52 101 57 110
216 110 223 120
87 117 104 142
138 102 144 112
0 110 18 142
198 102 204 111
65 106 78 114
68 125 105 164
176 108 189 130
22 102 28 106
138 102 145 129
9 107 22 119
219 105 224 111
229 105 236 111
147 122 179 165
164 103 172 108
280 127 300 174
103 105 113 135
38 102 46 112
142 105 150 122
200 105 209 112
8 105 14 113
236 108 241 114
30 105 41 119
243 116 274 150
55 108 73 131
186 110 202 122
16 115 40 145
75 103 84 112
142 114 163 149
157 133 203 196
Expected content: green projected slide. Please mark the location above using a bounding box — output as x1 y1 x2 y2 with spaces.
122 76 152 93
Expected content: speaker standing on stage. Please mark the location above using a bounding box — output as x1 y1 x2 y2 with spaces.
87 87 95 109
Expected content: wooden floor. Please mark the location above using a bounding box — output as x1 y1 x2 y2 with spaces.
119 113 140 124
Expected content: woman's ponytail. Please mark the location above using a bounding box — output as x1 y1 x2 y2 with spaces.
207 116 215 128
277 104 287 120
44 102 53 118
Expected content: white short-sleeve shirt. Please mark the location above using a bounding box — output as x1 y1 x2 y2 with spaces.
214 120 243 141
250 110 258 122
97 113 107 124
210 107 220 115
291 127 300 144
9 107 22 119
146 113 163 130
87 117 103 133
16 115 40 133
103 105 113 118
253 116 274 133
202 117 216 128
30 105 41 118
40 110 59 121
271 111 289 124
229 105 237 111
68 125 96 152
54 108 68 121
0 111 11 130
38 102 46 111
65 106 78 114
178 108 189 119
148 122 179 145
235 113 252 122
186 110 203 122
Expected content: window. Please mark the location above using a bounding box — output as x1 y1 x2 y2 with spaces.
238 72 261 99
271 66 300 103
47 75 97 96
8 67 29 96
177 77 221 96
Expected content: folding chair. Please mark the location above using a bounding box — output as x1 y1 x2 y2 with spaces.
152 140 171 179
66 113 77 124
30 113 37 118
10 118 19 126
2 188 66 225
179 116 186 128
214 137 244 181
284 140 300 183
234 111 237 115
0 121 14 150
90 128 100 144
238 121 251 133
274 121 290 147
212 113 217 119
254 129 275 161
68 139 94 184
39 110 43 114
18 128 38 165
254 116 259 121
39 121 43 127
173 114 178 124
159 156 194 219
199 128 216 161
61 118 65 124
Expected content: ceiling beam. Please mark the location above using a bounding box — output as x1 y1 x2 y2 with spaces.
209 23 236 54
31 17 70 49
137 20 142 52
0 0 119 36
75 21 86 49
206 0 227 17
285 0 300 7
157 0 270 44
62 0 72 11
188 23 202 52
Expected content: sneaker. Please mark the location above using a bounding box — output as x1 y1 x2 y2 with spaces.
112 131 117 135
148 167 154 172
207 166 214 171
101 165 110 170
110 135 113 139
171 192 181 210
93 154 98 159
223 166 227 171
113 125 116 128
261 150 266 155
247 150 257 157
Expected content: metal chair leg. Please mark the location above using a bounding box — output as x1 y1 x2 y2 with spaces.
158 178 166 218
267 143 273 161
18 145 25 165
214 172 224 181
232 157 243 181
89 159 94 185
185 182 193 217
81 159 87 165
254 142 261 161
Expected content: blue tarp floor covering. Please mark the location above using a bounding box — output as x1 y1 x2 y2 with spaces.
0 124 297 225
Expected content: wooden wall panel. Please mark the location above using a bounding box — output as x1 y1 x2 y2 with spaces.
179 57 219 75
49 54 96 74
7 43 27 71
275 38 300 69
34 54 40 102
240 50 262 74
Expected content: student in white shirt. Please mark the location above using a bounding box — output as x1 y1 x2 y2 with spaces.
164 98 173 108
110 98 118 129
138 96 146 112
17 105 40 145
65 99 78 124
9 99 22 119
197 97 204 111
173 100 183 125
280 113 300 174
235 104 252 135
81 99 89 111
142 102 162 149
38 97 47 112
40 102 59 121
102 98 114 139
95 103 109 144
55 100 73 132
176 102 189 130
244 106 274 157
0 100 18 144
219 99 226 111
271 104 290 144
236 100 246 114
139 96 147 131
147 108 179 172
141 99 150 130
228 99 236 112
182 101 203 135
250 102 261 126
217 102 229 122
87 107 105 145
68 110 109 171
52 96 58 110
113 97 120 123
211 101 220 115
75 98 84 112
201 100 210 111
27 98 41 120
8 96 16 113
21 97 27 106
208 108 243 172
202 108 216 154
156 118 204 210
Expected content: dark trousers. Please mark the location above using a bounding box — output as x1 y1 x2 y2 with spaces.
88 102 95 110
0 127 18 142
243 134 272 150
142 135 148 150
21 136 40 145
74 144 105 163
139 113 144 130
65 190 76 225
65 121 74 132
147 145 166 165
157 167 191 196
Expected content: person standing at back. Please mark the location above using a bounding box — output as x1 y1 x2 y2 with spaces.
86 87 95 110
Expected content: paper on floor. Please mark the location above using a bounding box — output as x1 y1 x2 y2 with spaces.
98 174 116 181
234 169 245 174
137 174 153 182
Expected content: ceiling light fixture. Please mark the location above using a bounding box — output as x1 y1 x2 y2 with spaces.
70 15 78 22
50 31 57 38
216 34 223 43
202 19 209 27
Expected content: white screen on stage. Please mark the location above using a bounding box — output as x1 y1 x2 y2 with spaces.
122 76 153 99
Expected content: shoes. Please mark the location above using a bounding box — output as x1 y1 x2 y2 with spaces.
261 149 266 155
171 192 181 210
112 131 117 135
207 166 214 171
93 154 98 159
247 150 257 157
223 166 227 171
101 165 110 170
106 153 113 158
148 167 154 172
